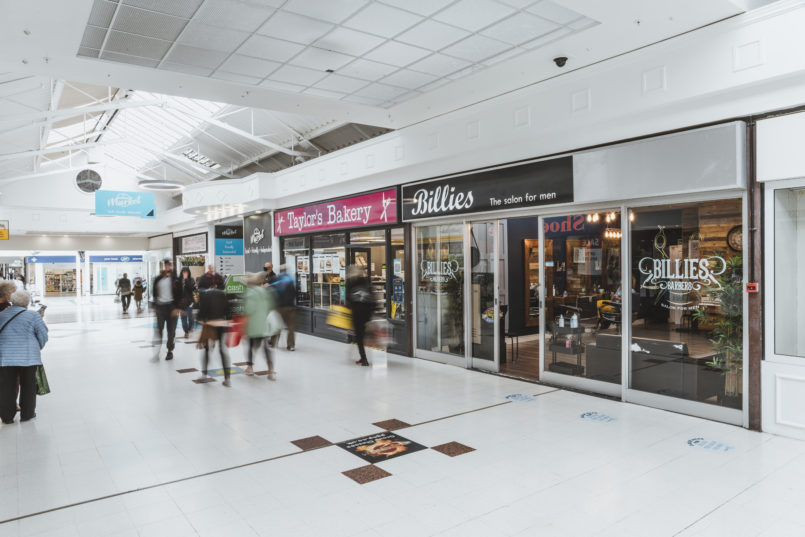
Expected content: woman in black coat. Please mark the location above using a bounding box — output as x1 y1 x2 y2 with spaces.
345 265 376 366
179 267 197 338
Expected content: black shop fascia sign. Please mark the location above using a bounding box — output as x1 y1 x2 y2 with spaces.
402 156 573 221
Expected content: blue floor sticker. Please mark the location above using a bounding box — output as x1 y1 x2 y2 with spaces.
581 411 616 422
506 394 536 402
687 438 733 452
204 366 244 377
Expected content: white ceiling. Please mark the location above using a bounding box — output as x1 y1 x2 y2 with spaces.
76 0 598 108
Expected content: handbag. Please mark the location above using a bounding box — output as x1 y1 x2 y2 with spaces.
35 365 50 395
267 310 283 337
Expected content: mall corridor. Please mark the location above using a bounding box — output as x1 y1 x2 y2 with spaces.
0 307 802 537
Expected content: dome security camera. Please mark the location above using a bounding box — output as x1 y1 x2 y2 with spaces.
553 56 568 67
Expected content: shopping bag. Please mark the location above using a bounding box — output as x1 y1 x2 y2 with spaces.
35 365 50 396
367 319 392 349
326 305 352 332
267 310 283 337
225 315 243 347
113 296 121 304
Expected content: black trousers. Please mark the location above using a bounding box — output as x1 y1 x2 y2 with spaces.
352 306 372 363
248 337 274 371
203 327 230 379
155 304 177 351
0 366 36 422
121 294 131 311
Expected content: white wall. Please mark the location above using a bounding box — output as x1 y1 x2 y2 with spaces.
0 235 148 251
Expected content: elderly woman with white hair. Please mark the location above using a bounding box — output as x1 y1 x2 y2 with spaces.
0 290 48 424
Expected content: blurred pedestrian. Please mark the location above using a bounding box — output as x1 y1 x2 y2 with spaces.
244 272 277 380
116 272 132 314
199 265 224 290
0 290 48 424
152 260 182 361
269 265 297 351
0 281 15 313
345 265 376 366
179 267 197 338
196 276 231 386
13 275 24 292
132 278 145 313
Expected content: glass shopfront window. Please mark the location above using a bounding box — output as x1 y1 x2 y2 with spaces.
281 237 310 307
543 212 622 382
312 233 346 310
349 229 387 316
390 228 405 320
416 224 464 356
630 199 743 408
774 187 805 358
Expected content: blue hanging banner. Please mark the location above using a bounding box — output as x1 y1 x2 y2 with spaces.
26 256 75 264
94 190 156 219
88 255 144 263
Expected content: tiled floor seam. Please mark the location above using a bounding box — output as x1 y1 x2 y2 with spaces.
671 480 763 536
0 389 563 526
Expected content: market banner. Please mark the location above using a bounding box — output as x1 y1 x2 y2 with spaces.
94 190 156 218
401 157 573 220
244 212 272 272
0 220 8 240
273 188 397 236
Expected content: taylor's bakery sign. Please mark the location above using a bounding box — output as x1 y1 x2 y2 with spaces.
402 156 573 220
273 188 398 235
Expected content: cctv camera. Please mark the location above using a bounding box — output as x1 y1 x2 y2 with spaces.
553 56 568 67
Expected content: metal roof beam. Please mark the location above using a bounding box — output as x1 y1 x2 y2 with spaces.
0 98 166 126
171 106 315 158
0 139 125 163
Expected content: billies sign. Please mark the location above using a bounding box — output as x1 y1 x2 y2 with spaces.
402 156 573 220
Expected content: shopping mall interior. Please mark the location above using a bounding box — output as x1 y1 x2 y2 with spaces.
4 1 805 535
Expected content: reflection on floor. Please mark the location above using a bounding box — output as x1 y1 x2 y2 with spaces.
0 311 797 537
39 296 154 324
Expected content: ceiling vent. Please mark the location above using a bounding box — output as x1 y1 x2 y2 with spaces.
75 169 102 193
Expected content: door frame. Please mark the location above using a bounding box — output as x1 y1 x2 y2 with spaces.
467 219 501 372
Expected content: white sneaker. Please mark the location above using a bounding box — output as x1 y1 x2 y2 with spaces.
222 379 232 387
244 366 254 376
268 371 277 381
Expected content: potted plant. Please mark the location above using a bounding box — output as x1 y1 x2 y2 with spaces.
691 255 743 408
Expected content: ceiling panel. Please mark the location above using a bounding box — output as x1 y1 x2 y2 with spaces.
239 35 305 62
283 0 369 24
314 27 384 57
441 34 511 62
164 44 229 68
409 53 471 76
88 0 119 28
100 50 160 67
433 0 516 32
218 54 280 78
378 0 455 17
381 69 437 90
480 13 560 45
257 11 335 45
312 74 371 93
80 26 107 50
292 47 355 72
343 3 423 38
103 31 171 60
178 21 250 52
396 20 470 51
192 0 275 32
268 65 329 86
336 58 398 81
113 5 189 41
527 0 584 24
259 79 306 92
122 0 203 19
364 41 431 67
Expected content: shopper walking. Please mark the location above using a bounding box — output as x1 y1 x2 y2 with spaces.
152 260 182 361
0 281 15 313
196 277 231 386
179 267 197 338
116 273 132 313
345 265 376 366
244 272 277 380
269 265 297 351
132 278 145 313
0 291 48 424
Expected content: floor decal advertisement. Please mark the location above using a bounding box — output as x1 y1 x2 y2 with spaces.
338 432 426 462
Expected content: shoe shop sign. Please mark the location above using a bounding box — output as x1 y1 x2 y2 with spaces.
402 156 573 221
273 188 398 236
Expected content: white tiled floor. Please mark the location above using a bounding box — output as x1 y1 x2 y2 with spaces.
1 310 804 536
